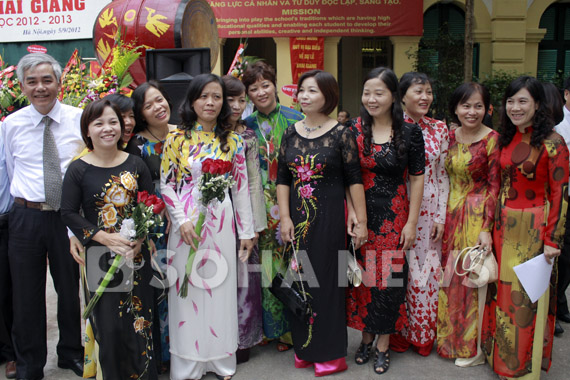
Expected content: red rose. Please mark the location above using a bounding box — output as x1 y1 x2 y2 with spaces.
223 161 233 174
144 195 156 207
152 198 166 214
202 159 212 173
137 191 149 204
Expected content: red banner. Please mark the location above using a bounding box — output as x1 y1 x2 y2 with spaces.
290 37 324 83
206 0 422 38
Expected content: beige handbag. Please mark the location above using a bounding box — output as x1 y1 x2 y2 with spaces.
347 238 363 287
454 245 498 287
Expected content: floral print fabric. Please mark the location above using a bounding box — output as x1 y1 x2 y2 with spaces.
244 104 304 339
436 129 499 359
276 123 361 362
61 154 157 379
394 115 449 354
346 119 425 335
160 125 254 379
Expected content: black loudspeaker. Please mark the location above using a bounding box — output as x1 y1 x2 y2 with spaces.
146 48 211 125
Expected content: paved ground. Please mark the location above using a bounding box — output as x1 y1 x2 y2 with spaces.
2 276 570 380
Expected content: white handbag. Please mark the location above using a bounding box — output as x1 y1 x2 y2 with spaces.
347 238 363 287
454 245 498 288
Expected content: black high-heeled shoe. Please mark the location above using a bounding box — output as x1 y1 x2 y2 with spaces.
355 341 373 364
373 348 390 375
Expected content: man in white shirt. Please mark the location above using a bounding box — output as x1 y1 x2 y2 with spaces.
1 53 84 380
0 124 16 379
555 77 570 336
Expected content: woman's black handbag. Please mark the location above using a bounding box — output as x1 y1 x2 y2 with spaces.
270 242 311 324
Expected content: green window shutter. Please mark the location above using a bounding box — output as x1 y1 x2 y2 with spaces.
448 6 465 39
537 50 558 81
564 50 570 78
565 7 570 40
423 8 439 39
540 7 555 41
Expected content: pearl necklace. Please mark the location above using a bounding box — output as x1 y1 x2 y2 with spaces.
302 120 322 137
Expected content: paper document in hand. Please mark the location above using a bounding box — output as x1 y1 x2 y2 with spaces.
512 253 553 303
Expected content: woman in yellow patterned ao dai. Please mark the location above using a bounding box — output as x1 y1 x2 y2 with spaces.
160 74 254 380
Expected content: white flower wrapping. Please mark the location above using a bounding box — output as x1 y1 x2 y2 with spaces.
117 218 138 269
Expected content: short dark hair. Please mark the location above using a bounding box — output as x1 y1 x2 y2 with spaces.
80 99 125 150
132 80 172 134
339 110 350 118
242 61 276 92
222 75 246 97
297 69 339 116
105 93 134 113
448 82 491 124
398 71 431 100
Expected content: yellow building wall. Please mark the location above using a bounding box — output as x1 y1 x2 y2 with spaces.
214 0 557 111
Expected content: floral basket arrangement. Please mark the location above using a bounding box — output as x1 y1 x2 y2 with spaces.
227 38 262 80
0 56 28 122
77 34 141 108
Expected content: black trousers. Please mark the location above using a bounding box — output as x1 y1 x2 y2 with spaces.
558 215 570 317
0 211 15 362
8 204 82 379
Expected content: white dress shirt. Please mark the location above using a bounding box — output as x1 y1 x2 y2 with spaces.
2 101 84 202
0 122 13 214
555 105 570 195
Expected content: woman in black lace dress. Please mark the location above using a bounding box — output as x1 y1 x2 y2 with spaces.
346 67 425 375
276 70 367 376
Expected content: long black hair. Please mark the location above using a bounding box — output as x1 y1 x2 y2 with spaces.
179 73 232 152
360 67 405 157
499 76 553 149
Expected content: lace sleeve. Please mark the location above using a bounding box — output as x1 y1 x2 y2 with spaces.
276 126 294 186
408 123 426 176
340 126 362 186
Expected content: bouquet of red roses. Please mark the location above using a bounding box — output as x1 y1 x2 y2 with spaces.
178 158 235 298
83 191 165 319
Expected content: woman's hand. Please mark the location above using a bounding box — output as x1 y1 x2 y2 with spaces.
239 239 254 262
69 236 85 265
99 232 138 258
280 217 295 243
353 223 368 249
148 239 157 256
476 231 493 254
544 244 561 264
179 221 199 250
431 223 445 243
253 232 260 246
347 209 358 237
400 222 417 251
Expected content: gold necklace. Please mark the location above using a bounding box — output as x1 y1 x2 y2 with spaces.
302 120 322 137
